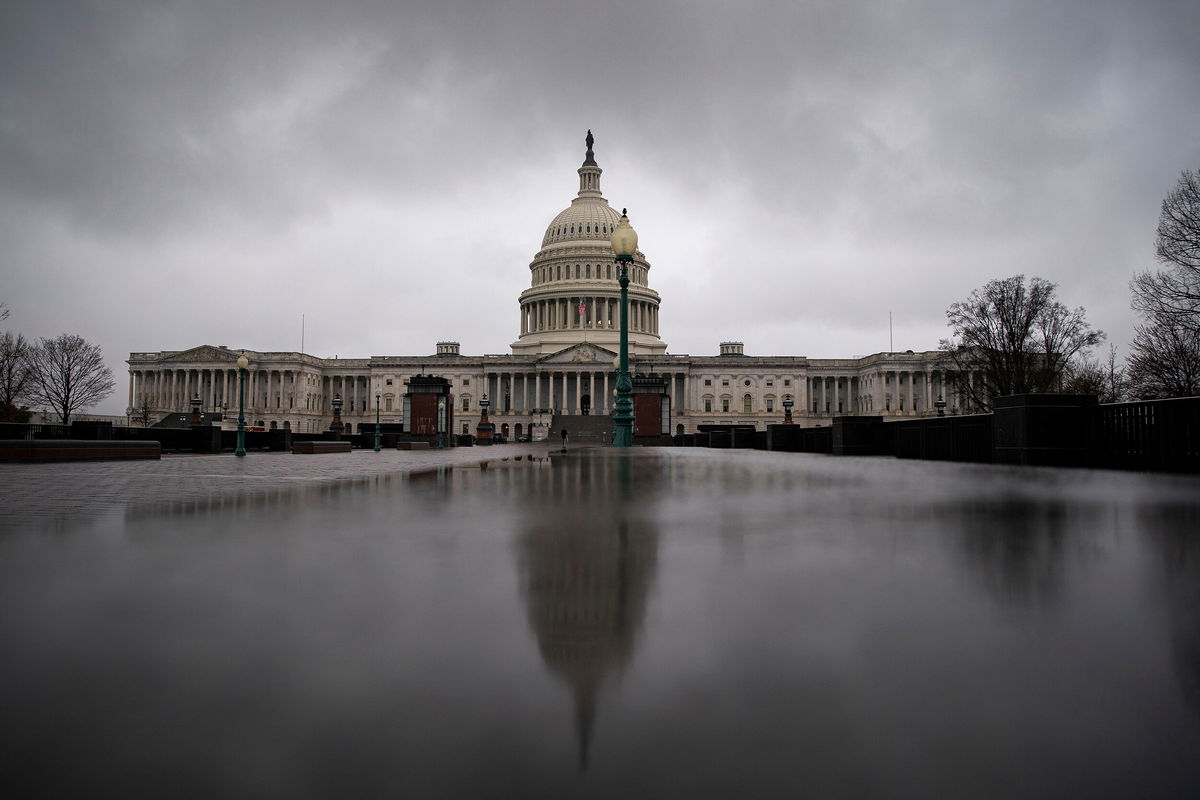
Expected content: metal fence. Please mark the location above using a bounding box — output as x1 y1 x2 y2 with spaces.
1092 396 1200 473
0 423 78 440
888 414 993 463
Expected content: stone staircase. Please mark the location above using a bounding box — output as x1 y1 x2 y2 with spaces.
549 413 612 444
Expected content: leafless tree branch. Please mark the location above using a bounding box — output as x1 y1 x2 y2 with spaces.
939 275 1103 411
24 334 115 426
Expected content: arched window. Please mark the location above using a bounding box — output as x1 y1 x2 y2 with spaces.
743 394 753 413
703 396 713 413
606 264 612 279
586 264 591 278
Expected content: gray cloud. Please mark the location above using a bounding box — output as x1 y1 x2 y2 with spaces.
2 0 1198 413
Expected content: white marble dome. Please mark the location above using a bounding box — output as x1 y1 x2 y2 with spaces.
512 131 666 357
541 202 622 248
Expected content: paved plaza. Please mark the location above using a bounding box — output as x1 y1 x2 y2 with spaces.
0 443 565 529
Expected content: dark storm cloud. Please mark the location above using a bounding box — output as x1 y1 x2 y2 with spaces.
2 1 1198 412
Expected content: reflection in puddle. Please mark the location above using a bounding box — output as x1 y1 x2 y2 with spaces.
517 454 657 766
1 449 1199 797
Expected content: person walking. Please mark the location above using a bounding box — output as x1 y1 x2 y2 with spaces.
560 428 568 452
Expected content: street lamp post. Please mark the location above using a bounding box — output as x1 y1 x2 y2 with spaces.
609 209 638 448
437 398 446 449
330 393 344 434
235 354 248 457
374 387 382 452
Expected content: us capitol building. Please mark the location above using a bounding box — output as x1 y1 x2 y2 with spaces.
127 134 964 439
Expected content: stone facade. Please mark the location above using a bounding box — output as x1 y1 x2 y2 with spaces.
128 135 970 439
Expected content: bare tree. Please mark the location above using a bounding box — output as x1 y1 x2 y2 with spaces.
1125 167 1200 398
1062 343 1127 403
1 331 33 422
940 275 1104 412
1131 167 1200 333
24 334 115 426
132 394 157 427
1126 318 1200 399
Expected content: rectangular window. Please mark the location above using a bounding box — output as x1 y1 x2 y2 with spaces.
722 380 729 387
704 398 712 412
463 379 470 386
784 379 791 387
766 399 774 412
386 378 393 386
385 398 393 411
766 380 773 387
462 397 470 412
721 398 730 412
704 379 712 387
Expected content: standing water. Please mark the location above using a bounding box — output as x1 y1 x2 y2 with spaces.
1 448 1198 798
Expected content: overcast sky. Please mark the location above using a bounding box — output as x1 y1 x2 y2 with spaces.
3 0 1198 415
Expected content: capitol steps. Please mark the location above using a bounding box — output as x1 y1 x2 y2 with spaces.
548 413 612 444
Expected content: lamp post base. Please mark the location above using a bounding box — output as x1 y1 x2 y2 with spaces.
613 389 634 448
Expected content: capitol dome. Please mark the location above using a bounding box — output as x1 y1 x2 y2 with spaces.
512 131 667 357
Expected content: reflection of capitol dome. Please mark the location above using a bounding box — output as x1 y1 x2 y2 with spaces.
518 456 658 767
512 131 667 356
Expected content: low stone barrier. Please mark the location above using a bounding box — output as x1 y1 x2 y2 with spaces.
397 441 430 450
832 416 885 456
0 439 161 462
293 441 352 454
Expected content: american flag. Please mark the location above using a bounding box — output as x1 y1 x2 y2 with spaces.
578 301 586 316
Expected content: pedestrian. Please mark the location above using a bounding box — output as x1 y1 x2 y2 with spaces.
560 427 568 451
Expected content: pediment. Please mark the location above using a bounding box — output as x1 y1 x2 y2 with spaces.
169 345 241 363
540 342 617 365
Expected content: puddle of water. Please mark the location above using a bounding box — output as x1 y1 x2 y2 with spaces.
1 450 1198 797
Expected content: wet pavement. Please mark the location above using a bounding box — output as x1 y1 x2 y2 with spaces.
1 447 1199 798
